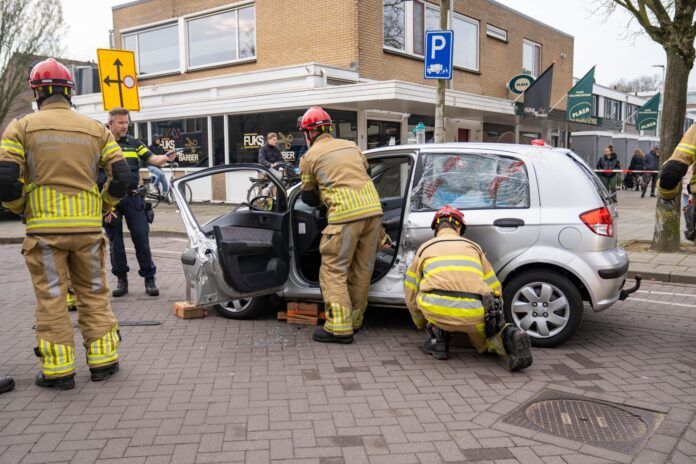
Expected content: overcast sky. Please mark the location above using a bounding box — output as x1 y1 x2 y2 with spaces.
60 0 694 88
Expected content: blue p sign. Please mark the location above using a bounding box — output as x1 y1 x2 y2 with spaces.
425 30 454 80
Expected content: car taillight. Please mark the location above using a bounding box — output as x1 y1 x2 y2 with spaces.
580 207 614 237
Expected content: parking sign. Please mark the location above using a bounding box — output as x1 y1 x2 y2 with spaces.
424 30 454 80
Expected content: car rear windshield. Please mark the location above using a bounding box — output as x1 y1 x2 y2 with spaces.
411 152 530 211
565 151 611 206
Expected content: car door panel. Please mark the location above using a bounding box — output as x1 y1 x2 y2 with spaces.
172 164 290 306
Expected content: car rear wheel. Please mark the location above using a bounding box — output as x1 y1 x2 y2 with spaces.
503 270 583 348
214 296 267 319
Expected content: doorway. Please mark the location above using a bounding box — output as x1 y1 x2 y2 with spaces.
457 129 470 142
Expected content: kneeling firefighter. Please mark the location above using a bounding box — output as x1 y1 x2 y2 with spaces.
0 58 130 389
404 206 533 371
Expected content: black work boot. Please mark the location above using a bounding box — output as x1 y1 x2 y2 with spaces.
90 363 119 382
422 325 450 360
0 375 15 394
34 373 75 390
112 276 128 298
502 326 533 372
145 277 159 296
312 327 353 344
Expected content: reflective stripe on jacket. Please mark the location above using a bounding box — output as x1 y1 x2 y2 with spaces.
299 134 382 224
404 228 501 329
0 99 125 234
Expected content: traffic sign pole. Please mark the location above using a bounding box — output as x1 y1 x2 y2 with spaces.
434 0 449 143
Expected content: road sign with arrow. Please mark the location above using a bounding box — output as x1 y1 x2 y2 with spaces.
97 49 140 111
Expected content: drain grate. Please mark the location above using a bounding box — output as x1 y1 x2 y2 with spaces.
502 390 663 455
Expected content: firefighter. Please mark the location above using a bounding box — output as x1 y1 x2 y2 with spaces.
298 107 384 344
104 107 176 298
0 58 130 389
657 125 696 211
404 206 533 371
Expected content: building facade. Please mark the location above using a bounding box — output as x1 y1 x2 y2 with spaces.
72 0 575 200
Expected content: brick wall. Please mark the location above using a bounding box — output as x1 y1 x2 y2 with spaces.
112 0 573 107
112 0 359 86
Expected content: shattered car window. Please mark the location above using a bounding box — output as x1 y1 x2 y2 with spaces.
411 153 530 210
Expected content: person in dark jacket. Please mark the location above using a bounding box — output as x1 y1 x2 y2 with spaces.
642 146 660 198
626 148 646 191
258 133 284 169
596 145 621 200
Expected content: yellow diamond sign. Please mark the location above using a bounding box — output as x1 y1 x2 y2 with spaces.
97 48 140 111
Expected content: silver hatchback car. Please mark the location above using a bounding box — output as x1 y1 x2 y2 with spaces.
174 143 638 347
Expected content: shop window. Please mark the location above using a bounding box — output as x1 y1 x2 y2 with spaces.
523 39 541 78
367 120 401 149
151 118 208 168
187 5 256 68
122 24 179 76
136 123 148 144
227 110 357 165
411 153 530 211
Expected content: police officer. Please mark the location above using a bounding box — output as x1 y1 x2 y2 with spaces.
404 206 533 371
104 108 176 298
298 107 384 344
0 58 130 389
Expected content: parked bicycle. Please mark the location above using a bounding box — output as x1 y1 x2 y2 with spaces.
246 162 301 210
144 162 193 208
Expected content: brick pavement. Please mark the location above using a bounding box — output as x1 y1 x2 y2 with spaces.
1 238 695 463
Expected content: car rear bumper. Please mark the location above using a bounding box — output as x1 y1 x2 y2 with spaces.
582 247 629 312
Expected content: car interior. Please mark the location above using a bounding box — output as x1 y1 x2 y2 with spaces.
185 155 413 293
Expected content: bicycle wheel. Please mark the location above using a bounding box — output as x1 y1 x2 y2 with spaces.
146 183 161 208
247 182 266 205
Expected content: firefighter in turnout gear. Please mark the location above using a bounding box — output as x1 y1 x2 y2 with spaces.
0 58 130 389
657 125 696 212
298 107 384 344
103 108 176 298
404 206 533 371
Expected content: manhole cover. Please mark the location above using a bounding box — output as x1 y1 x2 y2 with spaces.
525 399 648 442
502 390 663 455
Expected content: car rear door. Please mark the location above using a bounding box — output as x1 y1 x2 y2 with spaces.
172 164 291 306
406 148 541 272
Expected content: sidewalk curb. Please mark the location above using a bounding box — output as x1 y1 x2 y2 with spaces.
0 230 187 245
628 269 696 285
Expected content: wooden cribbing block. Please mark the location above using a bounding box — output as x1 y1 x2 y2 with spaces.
173 301 207 319
287 302 320 317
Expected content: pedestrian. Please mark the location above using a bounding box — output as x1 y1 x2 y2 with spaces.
404 206 533 371
298 107 385 344
596 145 621 200
642 146 660 198
258 132 284 170
104 108 177 298
147 135 172 202
0 58 131 389
627 148 646 191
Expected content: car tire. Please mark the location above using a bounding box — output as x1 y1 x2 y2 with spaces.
503 270 583 348
214 296 270 319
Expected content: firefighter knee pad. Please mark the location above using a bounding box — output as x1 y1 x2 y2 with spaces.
0 161 21 201
108 160 131 199
659 160 688 192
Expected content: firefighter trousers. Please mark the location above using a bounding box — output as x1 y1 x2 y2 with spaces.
22 233 120 379
319 216 383 335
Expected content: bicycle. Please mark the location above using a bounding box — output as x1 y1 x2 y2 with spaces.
143 162 192 208
246 162 301 210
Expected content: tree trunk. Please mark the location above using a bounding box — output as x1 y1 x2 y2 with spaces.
433 0 449 144
651 49 692 252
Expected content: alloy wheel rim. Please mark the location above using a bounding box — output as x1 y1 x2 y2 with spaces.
220 298 252 313
511 282 570 338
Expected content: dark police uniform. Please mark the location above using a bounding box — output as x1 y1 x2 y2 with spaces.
104 135 156 280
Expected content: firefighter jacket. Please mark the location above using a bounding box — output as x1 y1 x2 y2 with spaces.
404 228 501 330
299 134 383 224
658 124 696 199
0 100 125 234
